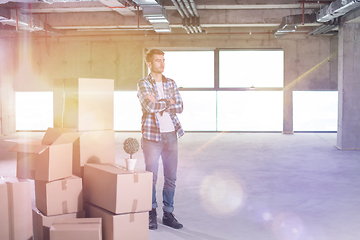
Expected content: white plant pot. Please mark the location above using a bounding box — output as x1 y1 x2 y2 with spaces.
125 158 137 171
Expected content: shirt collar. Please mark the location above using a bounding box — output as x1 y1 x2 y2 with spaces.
148 73 167 84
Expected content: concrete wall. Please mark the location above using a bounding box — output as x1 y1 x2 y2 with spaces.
0 38 16 136
0 31 336 135
9 32 335 91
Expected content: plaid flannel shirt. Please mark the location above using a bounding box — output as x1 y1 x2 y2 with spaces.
137 74 184 142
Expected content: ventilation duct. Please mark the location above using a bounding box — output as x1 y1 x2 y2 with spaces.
42 0 98 3
143 6 170 32
0 9 44 31
142 6 168 22
132 0 161 5
317 0 360 22
308 18 339 35
273 13 316 38
133 0 170 33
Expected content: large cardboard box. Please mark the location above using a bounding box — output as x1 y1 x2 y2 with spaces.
33 208 85 240
84 202 148 240
50 218 102 240
0 177 33 240
9 128 81 181
84 164 152 214
73 130 115 178
35 175 83 216
53 78 114 131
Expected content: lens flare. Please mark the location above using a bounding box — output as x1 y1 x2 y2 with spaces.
271 212 306 240
199 170 245 217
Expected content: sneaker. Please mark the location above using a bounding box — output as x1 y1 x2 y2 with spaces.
149 208 158 230
162 211 183 229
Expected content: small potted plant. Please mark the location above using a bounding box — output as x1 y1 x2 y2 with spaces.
123 137 140 171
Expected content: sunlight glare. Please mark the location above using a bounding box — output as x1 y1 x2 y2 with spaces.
200 170 245 217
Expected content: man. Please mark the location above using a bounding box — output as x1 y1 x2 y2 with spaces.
137 49 184 230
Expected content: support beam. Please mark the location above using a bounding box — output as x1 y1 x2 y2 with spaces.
337 22 360 150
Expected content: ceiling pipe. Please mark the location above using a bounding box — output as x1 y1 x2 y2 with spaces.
15 8 18 31
188 26 194 33
187 0 202 33
308 18 338 35
189 0 199 17
171 0 202 34
170 0 185 18
176 0 190 18
182 25 190 33
137 5 139 29
182 0 194 17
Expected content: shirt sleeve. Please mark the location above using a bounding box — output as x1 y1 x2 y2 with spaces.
166 80 184 114
137 79 169 114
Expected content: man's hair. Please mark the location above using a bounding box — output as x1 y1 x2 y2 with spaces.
145 49 165 63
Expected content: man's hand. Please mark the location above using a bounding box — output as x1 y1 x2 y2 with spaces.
146 94 157 102
169 98 175 105
146 94 175 105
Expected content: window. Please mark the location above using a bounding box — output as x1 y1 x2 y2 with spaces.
16 92 53 131
219 50 284 88
293 91 338 131
163 51 214 88
217 91 283 131
15 49 302 132
178 91 217 131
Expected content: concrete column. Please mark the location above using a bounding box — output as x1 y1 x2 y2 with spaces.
0 39 16 136
283 90 293 134
337 22 360 150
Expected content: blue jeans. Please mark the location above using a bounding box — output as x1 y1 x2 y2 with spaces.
142 131 178 213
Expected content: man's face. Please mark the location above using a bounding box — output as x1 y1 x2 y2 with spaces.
148 54 165 74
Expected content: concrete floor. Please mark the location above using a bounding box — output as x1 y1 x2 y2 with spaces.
1 132 360 240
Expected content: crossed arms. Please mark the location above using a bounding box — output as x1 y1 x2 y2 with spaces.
137 79 183 115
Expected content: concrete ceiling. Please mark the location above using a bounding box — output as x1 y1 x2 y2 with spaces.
0 0 359 36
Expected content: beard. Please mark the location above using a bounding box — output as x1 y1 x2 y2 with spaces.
151 66 164 74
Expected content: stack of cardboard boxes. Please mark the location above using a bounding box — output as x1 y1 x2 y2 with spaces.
56 78 153 240
8 125 86 240
7 78 152 240
0 176 33 240
9 127 87 240
8 78 115 240
83 163 152 240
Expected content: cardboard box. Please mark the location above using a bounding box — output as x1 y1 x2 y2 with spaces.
73 130 115 178
9 128 81 182
35 175 83 216
53 78 114 131
33 208 85 240
50 218 102 240
0 177 33 240
84 164 152 214
84 202 148 240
